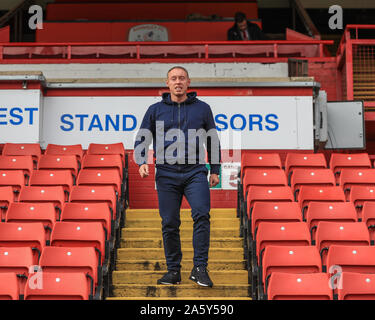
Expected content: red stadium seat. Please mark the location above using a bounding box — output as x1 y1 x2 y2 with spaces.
251 202 302 239
38 155 79 179
285 153 327 184
259 245 322 298
267 272 333 300
0 247 33 296
45 144 84 164
339 168 375 200
61 202 113 242
243 169 287 199
6 202 56 241
362 202 375 242
81 154 124 180
349 186 375 220
2 143 41 169
0 222 46 265
51 221 108 269
297 186 346 220
0 170 26 198
245 186 294 220
29 170 74 201
69 185 118 221
291 168 335 200
0 186 14 221
240 153 282 181
315 221 370 267
0 273 20 300
330 153 372 183
254 222 310 266
77 168 121 197
87 142 125 167
0 156 33 183
39 247 100 298
327 245 375 275
337 272 375 300
305 202 357 241
18 186 65 221
24 272 90 300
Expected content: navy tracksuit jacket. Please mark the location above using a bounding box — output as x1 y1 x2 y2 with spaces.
134 92 221 271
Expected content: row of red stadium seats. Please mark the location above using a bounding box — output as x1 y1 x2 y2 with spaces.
243 185 375 219
0 183 123 218
0 168 123 195
1 142 126 163
241 152 373 183
242 167 375 199
267 271 375 300
0 244 104 300
241 152 372 171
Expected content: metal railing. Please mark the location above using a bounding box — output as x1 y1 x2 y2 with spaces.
337 25 375 109
0 40 333 63
290 0 320 39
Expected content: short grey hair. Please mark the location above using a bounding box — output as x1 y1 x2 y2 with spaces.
167 66 190 79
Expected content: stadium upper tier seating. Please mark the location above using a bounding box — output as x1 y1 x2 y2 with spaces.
0 142 128 299
45 1 259 21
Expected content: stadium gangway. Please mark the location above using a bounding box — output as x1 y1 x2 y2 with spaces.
336 24 375 109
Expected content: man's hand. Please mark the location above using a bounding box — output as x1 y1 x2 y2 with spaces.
139 164 149 178
209 174 219 188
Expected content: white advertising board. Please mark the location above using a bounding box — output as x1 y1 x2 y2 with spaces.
42 95 314 150
221 162 241 190
0 90 41 143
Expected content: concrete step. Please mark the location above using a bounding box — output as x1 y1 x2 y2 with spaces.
107 296 252 300
112 270 248 285
124 218 240 229
122 227 240 239
126 209 237 220
126 208 236 214
121 237 243 249
116 259 247 271
111 284 251 298
117 248 244 260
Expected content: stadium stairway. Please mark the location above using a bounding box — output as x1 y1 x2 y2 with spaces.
107 208 251 300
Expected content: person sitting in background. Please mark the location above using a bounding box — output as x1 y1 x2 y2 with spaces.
227 11 268 41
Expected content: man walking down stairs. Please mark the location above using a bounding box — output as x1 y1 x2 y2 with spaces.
107 208 251 300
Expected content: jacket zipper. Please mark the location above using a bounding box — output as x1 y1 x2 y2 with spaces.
178 103 181 164
178 103 181 129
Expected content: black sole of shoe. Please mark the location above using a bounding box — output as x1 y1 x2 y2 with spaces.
189 276 213 288
157 281 181 285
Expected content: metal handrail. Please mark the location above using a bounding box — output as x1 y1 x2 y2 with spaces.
290 0 320 39
0 40 334 46
0 0 32 27
0 39 333 62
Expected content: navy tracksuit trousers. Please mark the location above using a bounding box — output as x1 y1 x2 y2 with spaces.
155 164 211 272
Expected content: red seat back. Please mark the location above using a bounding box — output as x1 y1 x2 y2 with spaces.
267 272 333 300
338 272 375 300
24 272 89 300
45 144 84 163
0 272 19 300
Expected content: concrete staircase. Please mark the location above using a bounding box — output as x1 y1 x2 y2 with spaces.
107 208 251 300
